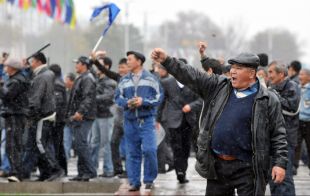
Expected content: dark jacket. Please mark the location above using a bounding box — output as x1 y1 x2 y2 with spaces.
157 75 202 129
67 71 96 120
162 57 288 196
0 71 29 117
54 77 67 123
28 66 56 121
269 78 300 147
96 76 117 118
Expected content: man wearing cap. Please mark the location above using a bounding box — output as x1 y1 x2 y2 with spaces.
115 51 163 191
0 59 29 182
151 47 288 195
22 52 64 181
66 56 97 181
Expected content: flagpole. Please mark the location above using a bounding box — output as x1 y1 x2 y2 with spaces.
92 35 103 52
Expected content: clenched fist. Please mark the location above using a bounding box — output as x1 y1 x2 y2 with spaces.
151 48 168 64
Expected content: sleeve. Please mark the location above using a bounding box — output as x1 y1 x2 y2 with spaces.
269 92 288 169
161 57 219 99
115 80 129 110
188 98 203 113
93 60 121 82
141 77 163 107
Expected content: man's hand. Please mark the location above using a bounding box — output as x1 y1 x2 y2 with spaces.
182 104 192 113
198 41 207 58
271 166 286 183
133 97 143 107
95 50 106 58
151 48 168 64
127 97 143 108
72 112 83 121
90 52 96 61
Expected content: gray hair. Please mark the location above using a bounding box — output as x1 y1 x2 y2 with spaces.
269 60 288 76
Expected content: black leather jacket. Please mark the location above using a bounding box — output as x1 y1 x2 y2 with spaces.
67 71 96 120
162 57 288 196
96 76 117 118
28 66 56 121
0 71 29 117
269 78 300 147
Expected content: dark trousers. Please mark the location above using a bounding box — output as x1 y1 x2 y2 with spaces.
294 120 310 169
111 121 124 174
52 122 67 175
169 119 192 179
206 158 255 196
22 121 61 179
70 120 97 177
5 115 26 179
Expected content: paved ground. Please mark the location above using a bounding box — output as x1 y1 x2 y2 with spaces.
0 157 309 195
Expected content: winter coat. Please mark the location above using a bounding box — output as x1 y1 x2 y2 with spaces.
161 57 288 196
96 76 117 118
28 65 56 121
0 71 29 117
269 78 300 147
67 71 96 120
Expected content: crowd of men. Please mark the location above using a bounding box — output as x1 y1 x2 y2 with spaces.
0 41 309 195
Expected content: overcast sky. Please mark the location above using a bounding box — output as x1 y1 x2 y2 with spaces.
75 0 310 65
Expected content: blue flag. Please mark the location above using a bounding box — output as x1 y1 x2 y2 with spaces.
90 3 121 36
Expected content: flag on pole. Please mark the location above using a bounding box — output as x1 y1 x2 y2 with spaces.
90 3 120 36
64 0 76 28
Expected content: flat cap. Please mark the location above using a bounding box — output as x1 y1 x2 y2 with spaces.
4 58 23 70
228 53 260 68
127 51 145 64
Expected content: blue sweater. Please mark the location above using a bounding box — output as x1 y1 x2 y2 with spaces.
211 89 257 161
115 69 163 120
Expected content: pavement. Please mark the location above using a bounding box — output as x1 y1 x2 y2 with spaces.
0 157 309 195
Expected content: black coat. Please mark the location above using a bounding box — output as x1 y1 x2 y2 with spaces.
28 66 56 120
0 71 29 117
67 71 96 120
54 77 67 123
269 78 300 147
96 76 117 118
157 75 202 129
162 57 288 196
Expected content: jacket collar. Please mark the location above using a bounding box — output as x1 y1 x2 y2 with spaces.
270 78 289 92
33 64 48 76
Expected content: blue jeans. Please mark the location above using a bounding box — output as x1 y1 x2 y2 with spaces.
90 117 114 174
0 129 10 173
63 125 73 160
70 120 97 177
124 117 158 187
270 145 296 196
